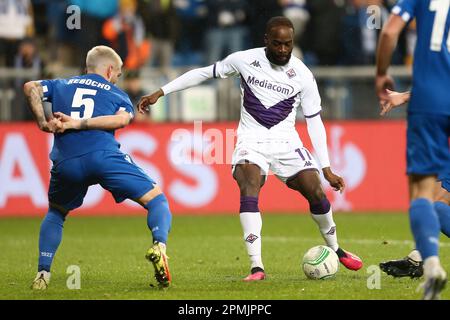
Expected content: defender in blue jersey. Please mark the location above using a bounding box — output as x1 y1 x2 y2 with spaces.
24 46 172 290
373 90 450 282
375 0 450 299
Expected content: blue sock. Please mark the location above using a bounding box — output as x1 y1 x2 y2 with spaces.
145 194 172 244
38 208 66 272
434 201 450 238
409 198 440 260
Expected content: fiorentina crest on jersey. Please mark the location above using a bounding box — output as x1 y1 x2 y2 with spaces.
286 68 296 79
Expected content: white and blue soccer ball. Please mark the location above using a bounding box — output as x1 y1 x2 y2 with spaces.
302 245 339 280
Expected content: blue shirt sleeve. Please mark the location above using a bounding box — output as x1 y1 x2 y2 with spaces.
38 79 55 103
117 95 135 120
391 0 417 22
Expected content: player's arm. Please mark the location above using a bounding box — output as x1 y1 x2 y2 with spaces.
138 65 215 113
54 110 132 132
301 72 345 192
375 14 407 97
305 114 345 193
23 81 59 133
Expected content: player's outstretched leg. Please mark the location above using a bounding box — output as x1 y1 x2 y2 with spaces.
309 198 363 271
287 170 363 271
31 207 66 290
145 193 172 288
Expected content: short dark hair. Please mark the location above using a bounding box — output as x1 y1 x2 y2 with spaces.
265 16 294 34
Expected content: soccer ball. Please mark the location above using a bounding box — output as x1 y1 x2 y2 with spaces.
302 245 339 280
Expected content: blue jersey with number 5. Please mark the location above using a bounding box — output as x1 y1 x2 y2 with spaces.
393 0 450 115
40 73 134 164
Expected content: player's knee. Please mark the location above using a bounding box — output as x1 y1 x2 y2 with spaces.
145 192 169 209
138 185 163 206
305 188 326 204
238 181 261 197
45 206 67 224
49 203 69 217
309 197 331 215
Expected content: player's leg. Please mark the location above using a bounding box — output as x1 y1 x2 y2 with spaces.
379 182 449 278
233 162 267 281
406 113 447 299
408 174 446 299
32 158 88 290
133 185 172 247
96 150 172 287
285 169 362 271
136 186 172 288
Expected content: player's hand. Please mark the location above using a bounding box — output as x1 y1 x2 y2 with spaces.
375 74 394 100
380 89 409 116
53 112 78 133
137 89 164 114
323 167 345 194
39 118 62 133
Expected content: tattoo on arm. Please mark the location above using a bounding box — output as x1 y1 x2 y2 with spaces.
25 82 46 128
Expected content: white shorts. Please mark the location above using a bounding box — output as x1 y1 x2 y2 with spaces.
231 140 319 183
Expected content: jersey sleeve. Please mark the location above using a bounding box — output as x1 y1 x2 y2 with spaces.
38 79 55 103
300 72 322 118
391 0 417 22
117 95 135 120
213 52 241 79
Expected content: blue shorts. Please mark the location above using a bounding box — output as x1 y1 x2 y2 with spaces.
406 113 450 176
48 150 155 211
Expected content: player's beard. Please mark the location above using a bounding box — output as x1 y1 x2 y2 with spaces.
266 50 291 66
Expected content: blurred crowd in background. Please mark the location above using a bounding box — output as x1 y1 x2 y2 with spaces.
0 0 414 122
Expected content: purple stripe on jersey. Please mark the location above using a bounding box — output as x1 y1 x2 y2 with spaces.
304 111 321 118
240 196 259 213
241 76 296 129
213 63 217 79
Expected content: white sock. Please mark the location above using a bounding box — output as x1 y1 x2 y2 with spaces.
311 208 339 251
240 212 264 270
408 249 422 262
423 256 443 277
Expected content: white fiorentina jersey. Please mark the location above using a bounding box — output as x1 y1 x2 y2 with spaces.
214 47 322 144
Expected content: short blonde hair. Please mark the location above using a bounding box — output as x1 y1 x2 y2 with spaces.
86 46 123 72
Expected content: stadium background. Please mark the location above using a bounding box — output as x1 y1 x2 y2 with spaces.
0 0 414 216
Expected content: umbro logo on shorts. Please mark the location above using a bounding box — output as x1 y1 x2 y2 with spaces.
250 60 261 68
245 233 259 244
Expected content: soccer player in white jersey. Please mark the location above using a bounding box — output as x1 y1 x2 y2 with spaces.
138 16 363 280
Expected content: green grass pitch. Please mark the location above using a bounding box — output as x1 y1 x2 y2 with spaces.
1 213 448 300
